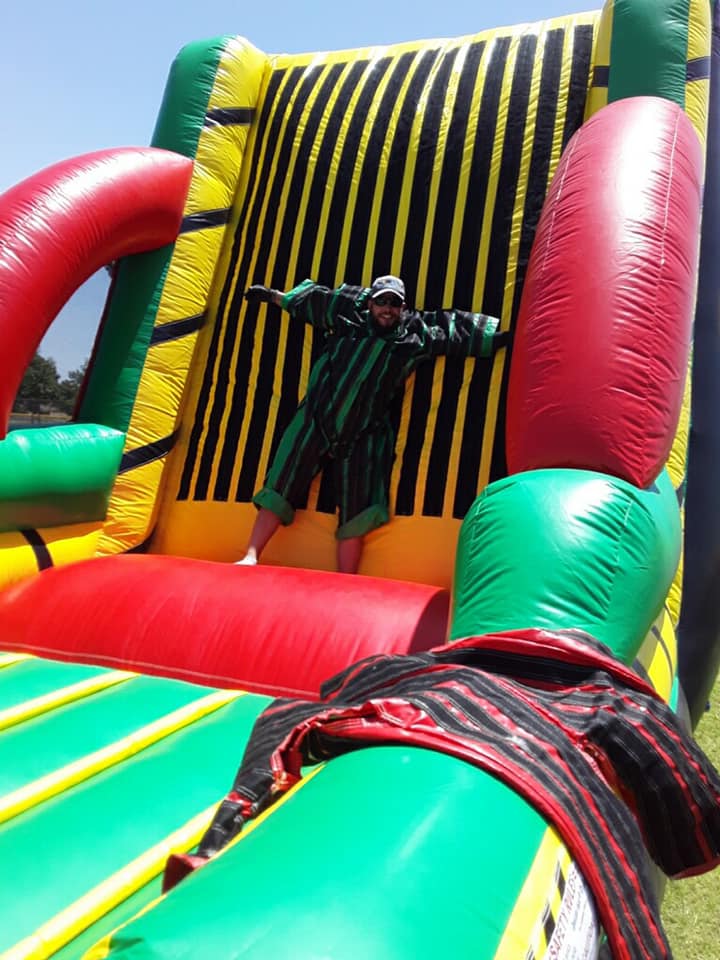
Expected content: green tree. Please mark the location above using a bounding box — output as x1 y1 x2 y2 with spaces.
14 354 61 414
56 361 88 415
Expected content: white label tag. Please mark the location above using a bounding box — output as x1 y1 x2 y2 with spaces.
544 862 600 960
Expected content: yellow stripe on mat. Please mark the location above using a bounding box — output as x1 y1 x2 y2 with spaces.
3 803 218 960
0 670 136 733
0 689 244 826
81 764 327 960
0 652 33 669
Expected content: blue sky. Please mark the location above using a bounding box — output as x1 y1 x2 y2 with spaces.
3 0 594 376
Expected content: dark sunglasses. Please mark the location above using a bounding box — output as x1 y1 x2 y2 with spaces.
373 296 403 307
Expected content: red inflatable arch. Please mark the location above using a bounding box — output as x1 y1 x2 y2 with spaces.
0 147 193 436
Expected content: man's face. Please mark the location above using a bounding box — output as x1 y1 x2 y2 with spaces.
369 294 404 328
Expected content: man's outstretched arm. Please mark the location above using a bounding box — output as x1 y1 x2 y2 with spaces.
245 279 367 333
413 309 508 358
244 284 284 307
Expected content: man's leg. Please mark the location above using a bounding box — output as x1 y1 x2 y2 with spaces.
335 427 392 574
336 536 364 574
238 402 324 565
236 508 282 565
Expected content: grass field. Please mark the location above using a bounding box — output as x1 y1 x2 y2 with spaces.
661 677 720 959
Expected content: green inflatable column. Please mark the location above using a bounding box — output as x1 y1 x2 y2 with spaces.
451 468 681 664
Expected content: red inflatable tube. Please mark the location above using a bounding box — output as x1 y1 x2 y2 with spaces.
0 147 193 436
506 96 703 488
0 555 450 698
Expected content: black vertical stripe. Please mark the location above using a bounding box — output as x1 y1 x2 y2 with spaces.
484 33 538 318
342 52 418 282
461 33 537 506
395 362 435 515
307 354 338 514
370 49 441 287
375 48 459 516
196 66 322 500
453 363 497 516
424 40 487 307
562 26 595 152
451 38 511 516
399 46 460 295
421 40 487 515
315 55 402 285
422 359 466 515
178 68 291 500
305 324 337 511
316 460 339 514
295 59 386 283
250 64 347 292
452 36 511 309
509 29 565 325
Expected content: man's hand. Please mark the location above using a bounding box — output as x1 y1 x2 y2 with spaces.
244 285 279 305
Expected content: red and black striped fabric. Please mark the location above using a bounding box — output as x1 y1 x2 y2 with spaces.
184 628 720 959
